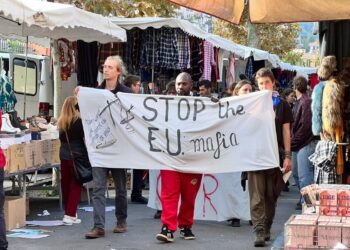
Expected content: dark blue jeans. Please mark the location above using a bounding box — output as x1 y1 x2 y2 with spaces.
0 169 8 249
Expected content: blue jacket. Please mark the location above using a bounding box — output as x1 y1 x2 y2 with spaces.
311 81 325 136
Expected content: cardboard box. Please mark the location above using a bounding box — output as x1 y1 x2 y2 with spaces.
24 142 36 169
8 144 26 173
51 139 60 164
284 215 317 248
41 140 52 165
4 196 26 230
32 140 43 166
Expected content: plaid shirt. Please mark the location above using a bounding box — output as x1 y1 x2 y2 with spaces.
140 27 156 68
125 28 142 73
155 27 179 68
245 56 254 81
190 37 203 84
309 140 337 184
98 42 124 68
201 41 216 81
176 29 190 69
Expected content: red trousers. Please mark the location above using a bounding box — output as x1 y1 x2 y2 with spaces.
160 170 202 232
61 160 82 217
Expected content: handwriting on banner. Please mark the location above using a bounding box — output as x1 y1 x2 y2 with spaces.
142 97 245 159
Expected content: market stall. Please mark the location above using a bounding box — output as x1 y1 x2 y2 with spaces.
0 0 127 230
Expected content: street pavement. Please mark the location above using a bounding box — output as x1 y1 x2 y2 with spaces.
8 187 300 250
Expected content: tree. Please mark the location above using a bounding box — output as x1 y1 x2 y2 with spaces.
66 0 178 17
213 8 300 59
281 51 303 65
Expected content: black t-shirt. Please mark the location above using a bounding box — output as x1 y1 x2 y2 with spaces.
274 99 293 151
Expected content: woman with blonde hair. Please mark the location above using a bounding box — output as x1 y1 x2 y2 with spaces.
58 96 85 225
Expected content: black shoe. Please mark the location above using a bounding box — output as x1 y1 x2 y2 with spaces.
180 226 195 240
156 225 174 243
295 202 302 210
131 196 148 204
230 218 241 227
154 210 162 219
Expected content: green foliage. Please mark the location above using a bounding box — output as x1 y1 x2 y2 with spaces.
281 51 303 65
68 0 178 17
213 8 300 58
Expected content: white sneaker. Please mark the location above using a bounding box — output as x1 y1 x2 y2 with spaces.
62 215 82 225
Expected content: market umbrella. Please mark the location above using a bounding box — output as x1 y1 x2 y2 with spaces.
0 0 127 118
168 0 350 24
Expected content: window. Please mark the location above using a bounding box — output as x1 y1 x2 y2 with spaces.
13 58 37 96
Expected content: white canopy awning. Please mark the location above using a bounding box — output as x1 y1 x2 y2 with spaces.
0 0 127 43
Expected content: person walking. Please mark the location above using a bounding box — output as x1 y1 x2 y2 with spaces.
227 79 253 227
58 96 85 225
156 72 202 243
291 76 317 210
124 74 148 204
76 55 132 239
248 68 293 247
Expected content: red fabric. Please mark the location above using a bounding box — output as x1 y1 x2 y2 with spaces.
60 159 82 217
160 170 202 231
309 73 319 90
0 111 5 169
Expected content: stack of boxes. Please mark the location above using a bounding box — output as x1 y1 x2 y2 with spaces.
285 184 350 249
1 132 61 230
3 139 60 173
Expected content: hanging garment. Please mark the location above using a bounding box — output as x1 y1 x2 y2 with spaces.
280 71 289 88
211 47 219 82
309 73 320 90
176 29 190 70
125 28 142 73
309 140 337 184
201 41 216 81
311 81 325 136
155 27 179 69
226 53 235 88
76 41 98 87
140 27 156 68
98 42 124 68
245 56 254 81
0 74 17 113
189 37 203 83
218 49 225 82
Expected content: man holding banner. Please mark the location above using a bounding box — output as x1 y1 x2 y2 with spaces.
82 55 132 239
77 62 284 244
156 72 202 243
248 68 293 247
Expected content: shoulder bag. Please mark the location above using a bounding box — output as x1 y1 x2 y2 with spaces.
65 132 93 185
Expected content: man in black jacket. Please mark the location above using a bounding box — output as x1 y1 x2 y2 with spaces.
75 56 132 239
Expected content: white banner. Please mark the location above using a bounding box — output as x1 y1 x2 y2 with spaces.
148 170 251 221
78 87 279 173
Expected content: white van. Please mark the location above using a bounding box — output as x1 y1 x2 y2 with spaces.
0 52 78 119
